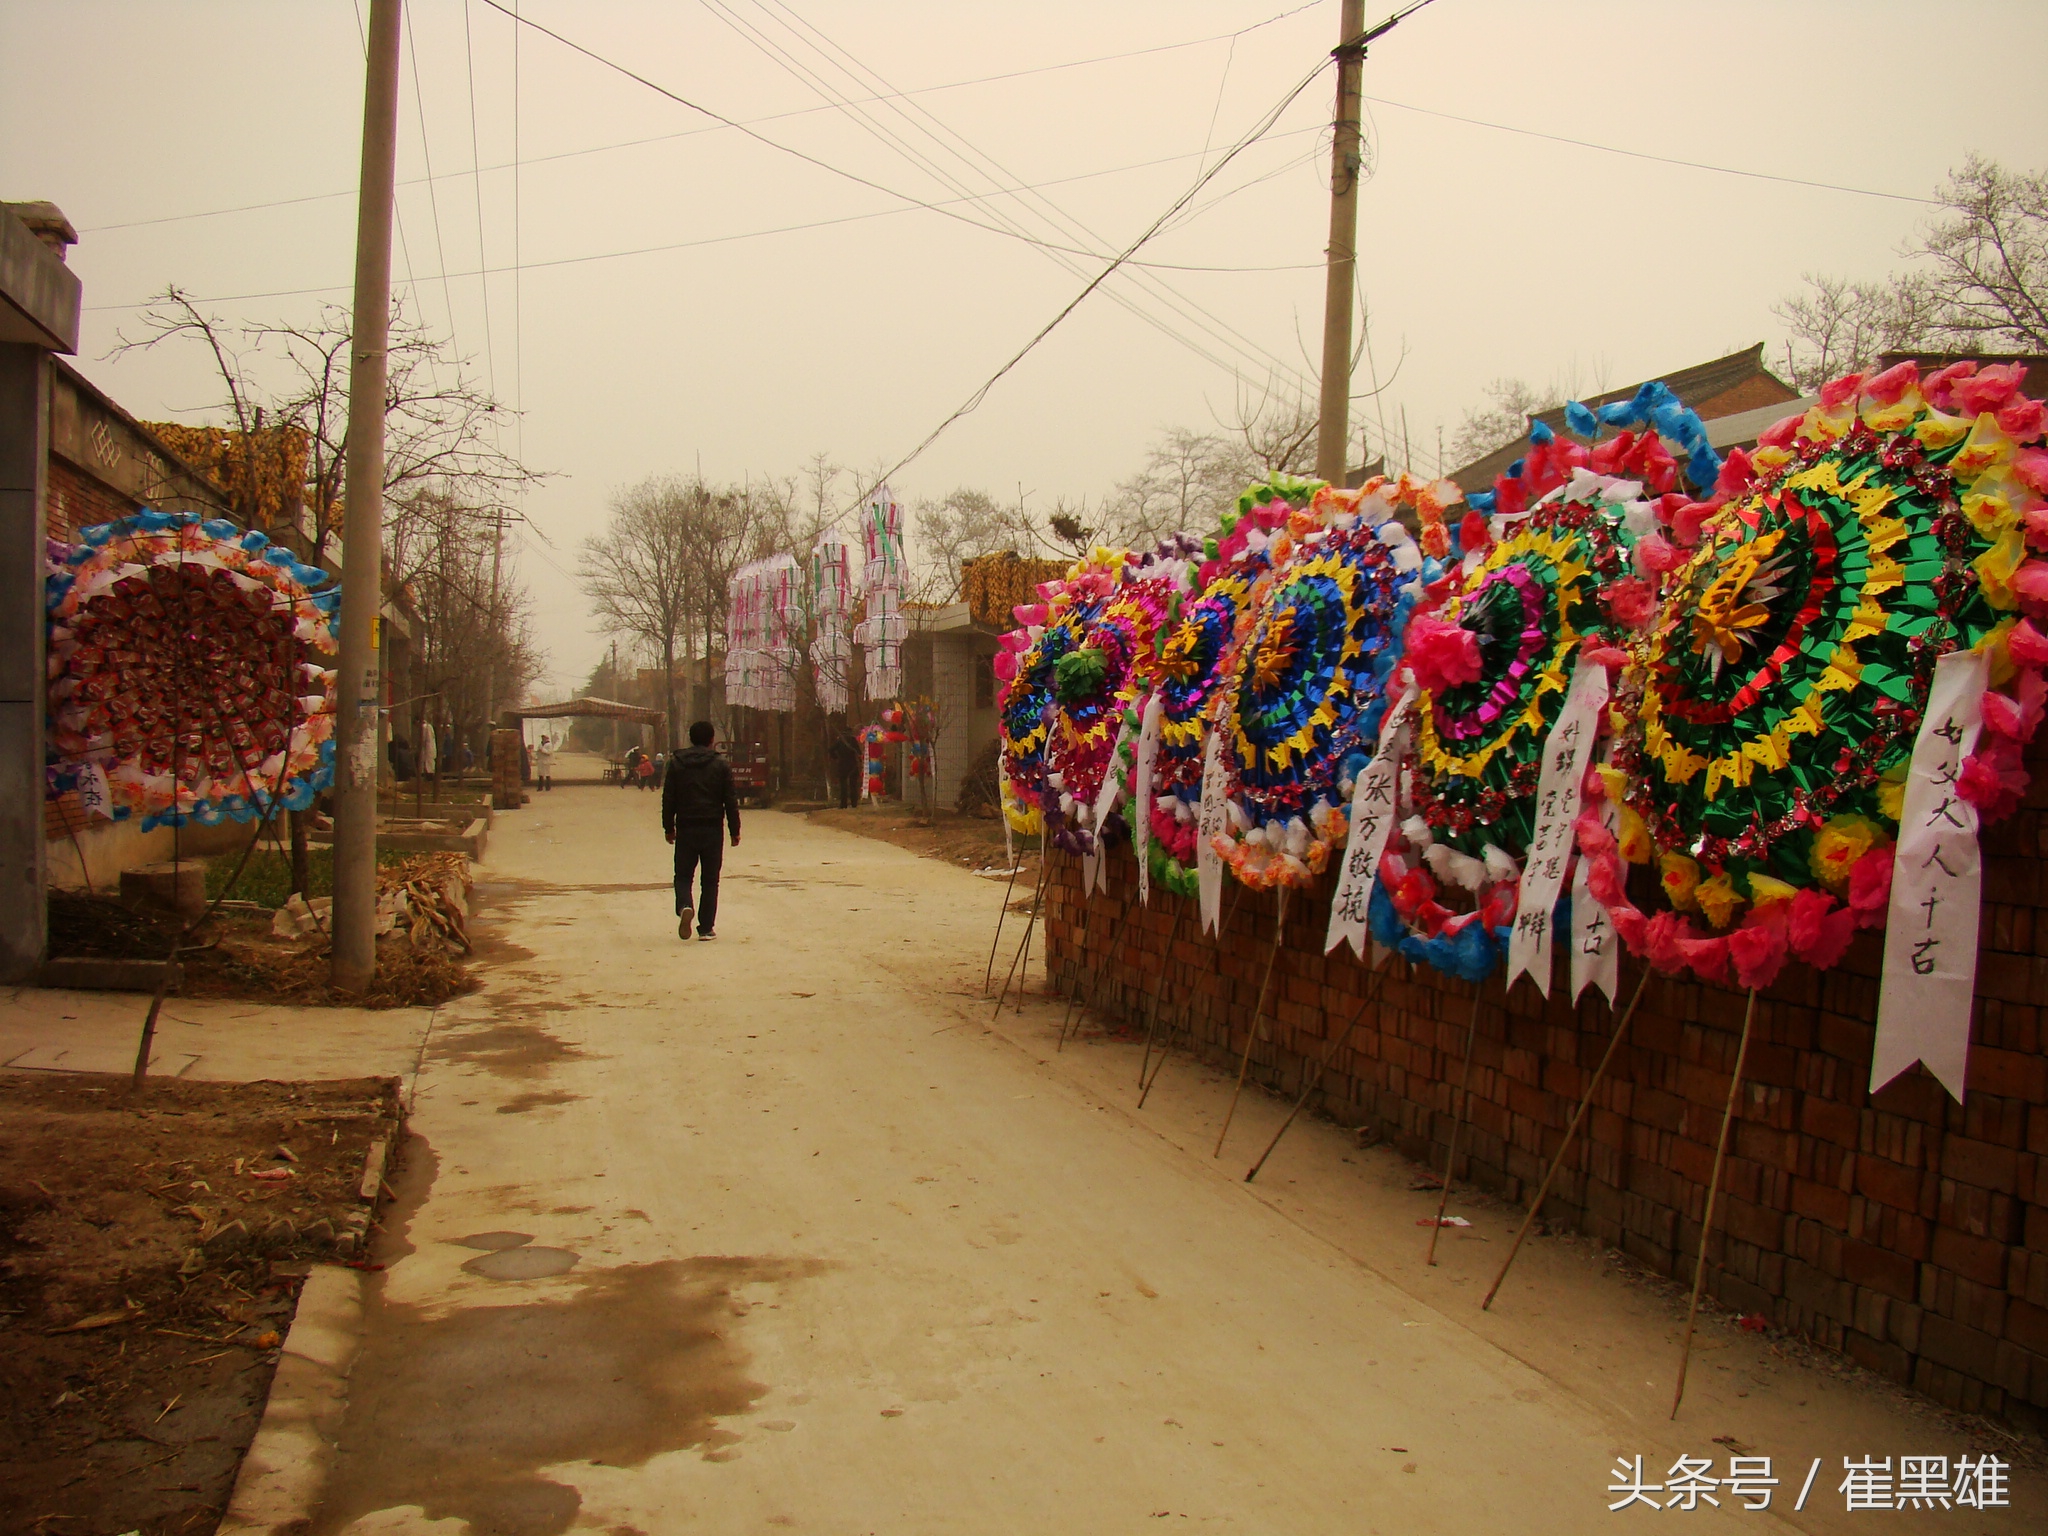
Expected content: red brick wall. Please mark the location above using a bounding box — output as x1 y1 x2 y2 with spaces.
1045 728 2048 1425
47 453 139 540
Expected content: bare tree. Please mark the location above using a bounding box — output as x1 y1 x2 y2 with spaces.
115 286 541 565
581 477 704 750
1776 157 2048 390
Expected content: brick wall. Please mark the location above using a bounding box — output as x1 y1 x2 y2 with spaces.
46 452 135 539
1044 728 2048 1425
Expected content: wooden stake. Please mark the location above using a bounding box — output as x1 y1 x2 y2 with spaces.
1141 884 1241 1109
982 845 1028 995
1135 898 1186 1094
1245 961 1389 1183
1213 888 1288 1159
1671 986 1759 1420
991 852 1051 1020
130 963 176 1091
1059 884 1144 1051
1483 966 1652 1309
1425 984 1487 1266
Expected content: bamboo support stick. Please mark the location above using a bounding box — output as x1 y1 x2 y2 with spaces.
982 846 1027 995
1212 889 1288 1159
990 852 1051 1020
1245 961 1390 1183
1425 984 1487 1266
1135 898 1187 1094
1671 986 1760 1420
1141 884 1242 1108
1482 966 1652 1309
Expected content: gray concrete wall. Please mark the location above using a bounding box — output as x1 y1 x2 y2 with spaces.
0 343 49 979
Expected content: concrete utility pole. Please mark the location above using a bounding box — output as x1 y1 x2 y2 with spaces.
1313 1 1433 485
330 0 404 994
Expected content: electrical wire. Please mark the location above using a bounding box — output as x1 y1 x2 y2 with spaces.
402 3 466 367
716 0 1321 405
461 0 500 398
1360 92 1937 205
80 2 1326 237
854 53 1332 511
84 126 1328 314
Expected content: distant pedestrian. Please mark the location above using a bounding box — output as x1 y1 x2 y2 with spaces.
387 733 415 783
662 720 741 941
622 746 643 787
535 734 557 792
828 722 860 809
636 752 655 790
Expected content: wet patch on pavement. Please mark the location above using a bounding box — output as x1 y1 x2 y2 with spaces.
451 1230 537 1251
433 1018 590 1079
313 1256 831 1536
497 1089 584 1114
464 1245 582 1280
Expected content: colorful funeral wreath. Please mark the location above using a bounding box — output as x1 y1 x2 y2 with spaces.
1207 477 1429 891
1594 360 2048 990
1138 505 1288 897
1375 384 1722 980
45 510 340 830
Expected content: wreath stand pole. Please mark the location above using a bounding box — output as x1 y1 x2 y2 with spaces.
1426 982 1488 1266
1142 885 1241 1108
1245 961 1388 1183
991 850 1052 1021
1483 965 1651 1309
1135 898 1186 1096
1213 888 1288 1159
1672 985 1759 1421
981 839 1030 995
1059 883 1141 1052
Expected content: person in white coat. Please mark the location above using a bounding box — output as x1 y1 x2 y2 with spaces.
534 734 557 792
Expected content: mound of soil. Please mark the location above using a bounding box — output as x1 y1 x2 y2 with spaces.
0 1073 401 1535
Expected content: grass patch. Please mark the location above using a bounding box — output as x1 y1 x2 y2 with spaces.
205 846 414 909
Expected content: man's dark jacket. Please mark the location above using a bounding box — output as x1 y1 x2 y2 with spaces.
662 746 741 840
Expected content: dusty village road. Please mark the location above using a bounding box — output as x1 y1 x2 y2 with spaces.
307 786 2039 1536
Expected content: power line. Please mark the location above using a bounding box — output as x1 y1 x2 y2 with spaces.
81 138 1329 314
402 3 465 361
79 2 1326 237
715 0 1321 403
1360 93 1937 205
856 54 1332 511
461 0 500 398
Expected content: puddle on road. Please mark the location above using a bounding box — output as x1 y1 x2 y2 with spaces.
451 1231 536 1251
464 1245 581 1280
435 1018 590 1080
314 1256 831 1536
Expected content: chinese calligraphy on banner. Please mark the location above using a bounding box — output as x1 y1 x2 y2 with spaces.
1505 656 1610 996
1132 694 1162 908
1873 647 1989 1102
1325 684 1415 958
1196 732 1227 935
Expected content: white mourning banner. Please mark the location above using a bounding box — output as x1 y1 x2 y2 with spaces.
1874 647 1989 1103
1132 693 1162 907
1196 730 1228 934
1505 655 1611 997
1325 683 1416 959
1082 717 1131 897
1571 789 1620 1006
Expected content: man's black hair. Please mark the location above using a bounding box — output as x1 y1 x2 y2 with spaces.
689 720 715 747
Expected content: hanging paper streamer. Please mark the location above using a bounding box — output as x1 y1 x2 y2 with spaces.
44 509 340 830
811 530 852 715
1571 782 1621 1005
1196 730 1228 934
1610 360 2046 999
855 484 907 700
1209 477 1429 892
1131 691 1161 907
1873 648 1988 1101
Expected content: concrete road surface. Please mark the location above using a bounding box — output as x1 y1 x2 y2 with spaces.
309 790 2037 1535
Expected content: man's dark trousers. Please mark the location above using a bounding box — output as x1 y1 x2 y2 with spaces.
674 825 724 934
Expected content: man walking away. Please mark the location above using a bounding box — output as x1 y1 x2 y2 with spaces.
534 734 557 792
828 722 860 810
663 721 741 940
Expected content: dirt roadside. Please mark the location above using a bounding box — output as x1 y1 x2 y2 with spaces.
0 1073 401 1536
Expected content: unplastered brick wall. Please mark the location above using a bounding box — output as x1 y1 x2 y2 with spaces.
1042 731 2048 1426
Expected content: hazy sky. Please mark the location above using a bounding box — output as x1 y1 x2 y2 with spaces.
6 0 2046 699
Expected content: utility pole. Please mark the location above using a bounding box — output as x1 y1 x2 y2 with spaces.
1313 1 1434 485
329 0 403 994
